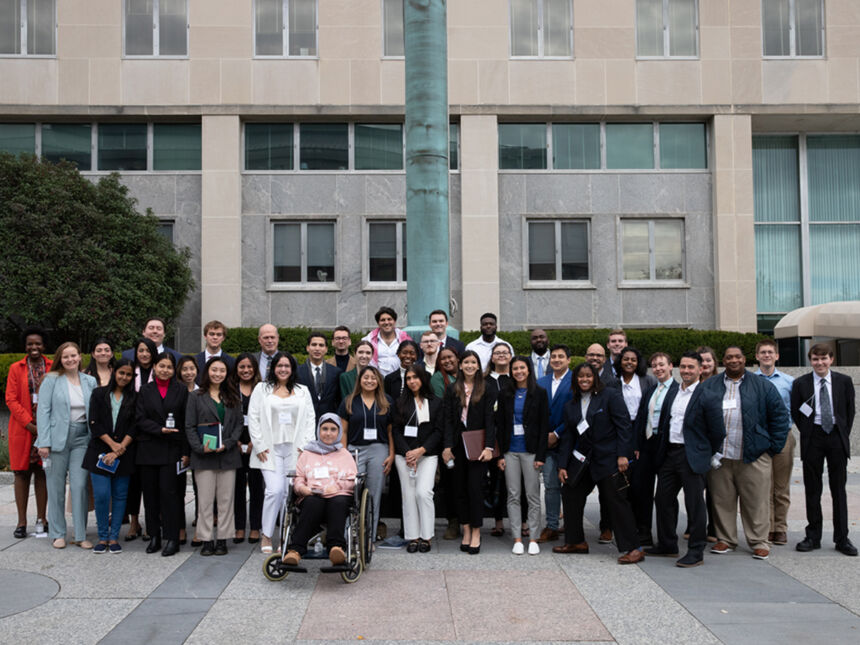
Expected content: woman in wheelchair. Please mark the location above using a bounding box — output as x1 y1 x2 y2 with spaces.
282 413 357 567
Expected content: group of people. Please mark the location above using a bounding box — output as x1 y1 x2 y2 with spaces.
5 310 855 568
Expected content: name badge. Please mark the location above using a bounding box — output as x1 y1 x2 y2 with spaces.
577 419 589 435
513 423 525 436
32 392 38 404
243 414 249 426
313 466 329 479
799 402 813 417
404 425 418 438
364 427 377 441
573 449 587 462
278 411 293 425
722 399 737 410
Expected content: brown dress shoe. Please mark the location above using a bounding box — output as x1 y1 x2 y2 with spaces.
771 531 787 545
329 546 346 565
283 550 301 566
552 542 589 554
537 528 560 543
598 530 613 544
618 549 645 564
752 548 770 560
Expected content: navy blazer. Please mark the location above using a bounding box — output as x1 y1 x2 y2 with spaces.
653 383 726 474
442 382 497 452
497 384 550 462
599 362 619 388
82 385 137 476
791 371 855 460
297 360 343 422
384 369 407 400
193 351 235 384
135 380 189 466
559 387 632 482
392 396 443 457
702 370 791 463
537 371 573 440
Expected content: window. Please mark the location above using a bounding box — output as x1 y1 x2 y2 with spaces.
157 220 175 243
0 123 36 155
41 123 92 170
383 0 404 57
510 0 572 58
246 123 293 170
0 0 54 55
153 123 201 170
553 124 600 170
659 123 707 169
499 123 546 169
299 123 347 170
449 123 459 170
621 219 684 281
606 123 654 169
124 0 187 56
636 0 698 58
762 0 823 57
255 0 317 57
368 221 407 283
527 220 589 282
355 124 403 170
98 124 147 171
272 221 335 283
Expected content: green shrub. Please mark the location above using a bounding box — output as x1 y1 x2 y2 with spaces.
0 435 9 471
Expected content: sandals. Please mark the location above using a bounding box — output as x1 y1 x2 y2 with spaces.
418 539 431 553
490 527 504 537
52 538 66 549
407 540 420 553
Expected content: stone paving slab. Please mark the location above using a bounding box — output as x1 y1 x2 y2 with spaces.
149 542 254 599
701 610 860 645
0 598 140 644
99 598 213 645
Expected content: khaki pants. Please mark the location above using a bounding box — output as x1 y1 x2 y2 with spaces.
770 432 796 533
708 454 772 551
195 469 236 541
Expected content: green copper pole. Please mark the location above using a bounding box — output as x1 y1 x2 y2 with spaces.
404 0 451 337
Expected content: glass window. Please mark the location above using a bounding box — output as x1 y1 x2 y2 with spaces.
527 220 588 281
762 0 823 57
499 123 546 169
159 0 187 56
354 124 403 170
0 123 36 156
125 0 187 56
552 123 600 170
273 221 335 283
753 135 799 223
41 123 91 170
383 0 404 56
449 123 459 170
0 0 54 55
621 219 684 281
606 123 654 169
299 123 347 170
255 0 283 56
307 222 334 282
98 123 147 171
510 0 572 58
659 123 707 169
157 220 174 243
755 224 802 312
806 135 860 223
255 0 317 56
153 123 201 170
245 123 293 170
637 0 697 57
368 221 407 282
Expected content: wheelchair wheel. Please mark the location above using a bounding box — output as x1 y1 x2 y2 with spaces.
263 553 289 581
341 559 363 584
358 487 373 567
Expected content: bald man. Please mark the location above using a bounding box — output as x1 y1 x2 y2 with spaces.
257 323 280 379
585 343 618 388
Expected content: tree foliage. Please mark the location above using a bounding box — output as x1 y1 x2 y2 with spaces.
0 153 194 350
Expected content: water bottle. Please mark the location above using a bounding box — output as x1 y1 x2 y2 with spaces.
409 465 417 479
42 457 51 470
446 458 455 469
313 538 324 555
166 413 175 429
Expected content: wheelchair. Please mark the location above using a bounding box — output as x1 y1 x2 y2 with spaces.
262 469 373 584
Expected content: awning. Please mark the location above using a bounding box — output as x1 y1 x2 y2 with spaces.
773 301 860 339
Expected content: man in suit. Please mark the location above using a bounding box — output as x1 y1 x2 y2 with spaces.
529 328 550 380
536 343 573 542
702 346 790 560
792 343 856 556
429 309 465 356
585 343 618 389
256 323 279 380
327 326 356 373
297 332 342 422
416 331 440 375
646 351 725 567
603 329 627 381
194 320 235 382
121 317 183 362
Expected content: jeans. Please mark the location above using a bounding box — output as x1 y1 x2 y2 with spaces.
90 472 130 542
542 451 561 530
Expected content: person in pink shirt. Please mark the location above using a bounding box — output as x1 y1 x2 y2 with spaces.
283 413 357 567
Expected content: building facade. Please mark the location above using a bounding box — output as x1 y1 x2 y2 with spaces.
1 1 858 351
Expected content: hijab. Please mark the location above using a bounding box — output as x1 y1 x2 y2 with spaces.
302 412 344 455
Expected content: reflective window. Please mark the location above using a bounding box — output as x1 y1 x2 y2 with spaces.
153 123 201 170
621 219 684 281
355 124 403 170
659 123 706 169
510 0 572 58
528 220 589 282
553 124 600 170
125 0 187 56
273 221 335 283
0 123 36 156
383 0 404 56
368 221 407 282
0 0 55 55
41 123 92 170
299 123 348 170
636 0 698 58
255 0 317 57
246 123 294 170
98 124 147 171
606 123 654 169
499 123 546 169
762 0 823 57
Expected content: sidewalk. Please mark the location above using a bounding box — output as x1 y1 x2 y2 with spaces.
0 459 857 645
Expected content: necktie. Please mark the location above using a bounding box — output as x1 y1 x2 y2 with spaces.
645 383 665 440
820 380 833 434
536 357 545 380
314 366 322 398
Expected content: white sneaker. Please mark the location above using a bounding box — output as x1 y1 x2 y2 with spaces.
34 519 45 534
528 541 540 555
512 541 524 555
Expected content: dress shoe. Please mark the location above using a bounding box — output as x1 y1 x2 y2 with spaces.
460 543 470 552
537 528 559 543
771 531 787 545
407 540 420 553
835 540 858 556
443 519 459 540
553 542 589 554
796 537 821 552
161 540 179 556
145 536 162 554
752 548 770 560
468 545 481 555
200 541 215 556
598 530 613 544
418 539 431 553
214 539 228 556
676 552 704 568
13 526 27 539
617 549 645 565
644 545 679 557
329 546 346 565
710 541 734 554
283 550 301 566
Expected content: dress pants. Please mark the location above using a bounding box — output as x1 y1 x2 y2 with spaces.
140 463 183 541
770 431 796 533
504 452 541 539
234 452 264 532
45 422 90 541
630 435 660 538
348 443 389 541
654 444 707 557
288 494 350 556
454 445 487 529
260 442 295 540
561 467 640 553
195 469 236 541
803 425 849 544
542 451 561 530
90 473 130 542
437 457 458 519
708 454 771 551
394 455 438 540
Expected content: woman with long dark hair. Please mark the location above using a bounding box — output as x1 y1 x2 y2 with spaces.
429 346 461 539
485 342 514 537
230 352 264 544
84 338 116 387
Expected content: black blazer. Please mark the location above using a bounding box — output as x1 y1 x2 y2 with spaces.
384 369 407 400
83 386 137 476
392 396 443 457
135 380 189 466
599 362 619 389
633 379 678 452
442 382 497 452
791 371 855 459
559 387 632 482
653 384 725 474
443 336 466 356
297 361 343 421
193 351 235 384
496 385 550 462
184 390 244 471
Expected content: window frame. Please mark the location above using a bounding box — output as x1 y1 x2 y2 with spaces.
761 0 826 59
617 216 688 287
521 217 594 289
122 0 189 59
253 0 319 59
268 217 340 291
381 0 404 59
363 217 407 290
0 0 56 58
508 0 574 60
635 0 700 60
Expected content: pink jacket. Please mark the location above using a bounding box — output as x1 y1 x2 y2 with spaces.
294 447 357 498
363 327 411 367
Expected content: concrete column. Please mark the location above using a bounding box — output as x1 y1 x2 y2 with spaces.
200 115 242 332
712 114 756 332
459 114 500 330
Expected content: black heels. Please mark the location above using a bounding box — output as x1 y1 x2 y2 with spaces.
161 540 179 557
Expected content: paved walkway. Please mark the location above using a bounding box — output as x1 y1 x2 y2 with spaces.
0 459 858 644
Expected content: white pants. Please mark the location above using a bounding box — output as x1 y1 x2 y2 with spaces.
395 454 438 540
260 443 295 540
504 451 541 539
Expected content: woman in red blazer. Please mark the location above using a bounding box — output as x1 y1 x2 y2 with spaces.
5 328 52 538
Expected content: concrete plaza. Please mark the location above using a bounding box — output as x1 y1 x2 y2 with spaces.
0 459 858 645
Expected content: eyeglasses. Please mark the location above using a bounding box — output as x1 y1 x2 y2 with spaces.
492 351 511 357
420 340 438 345
585 353 605 358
